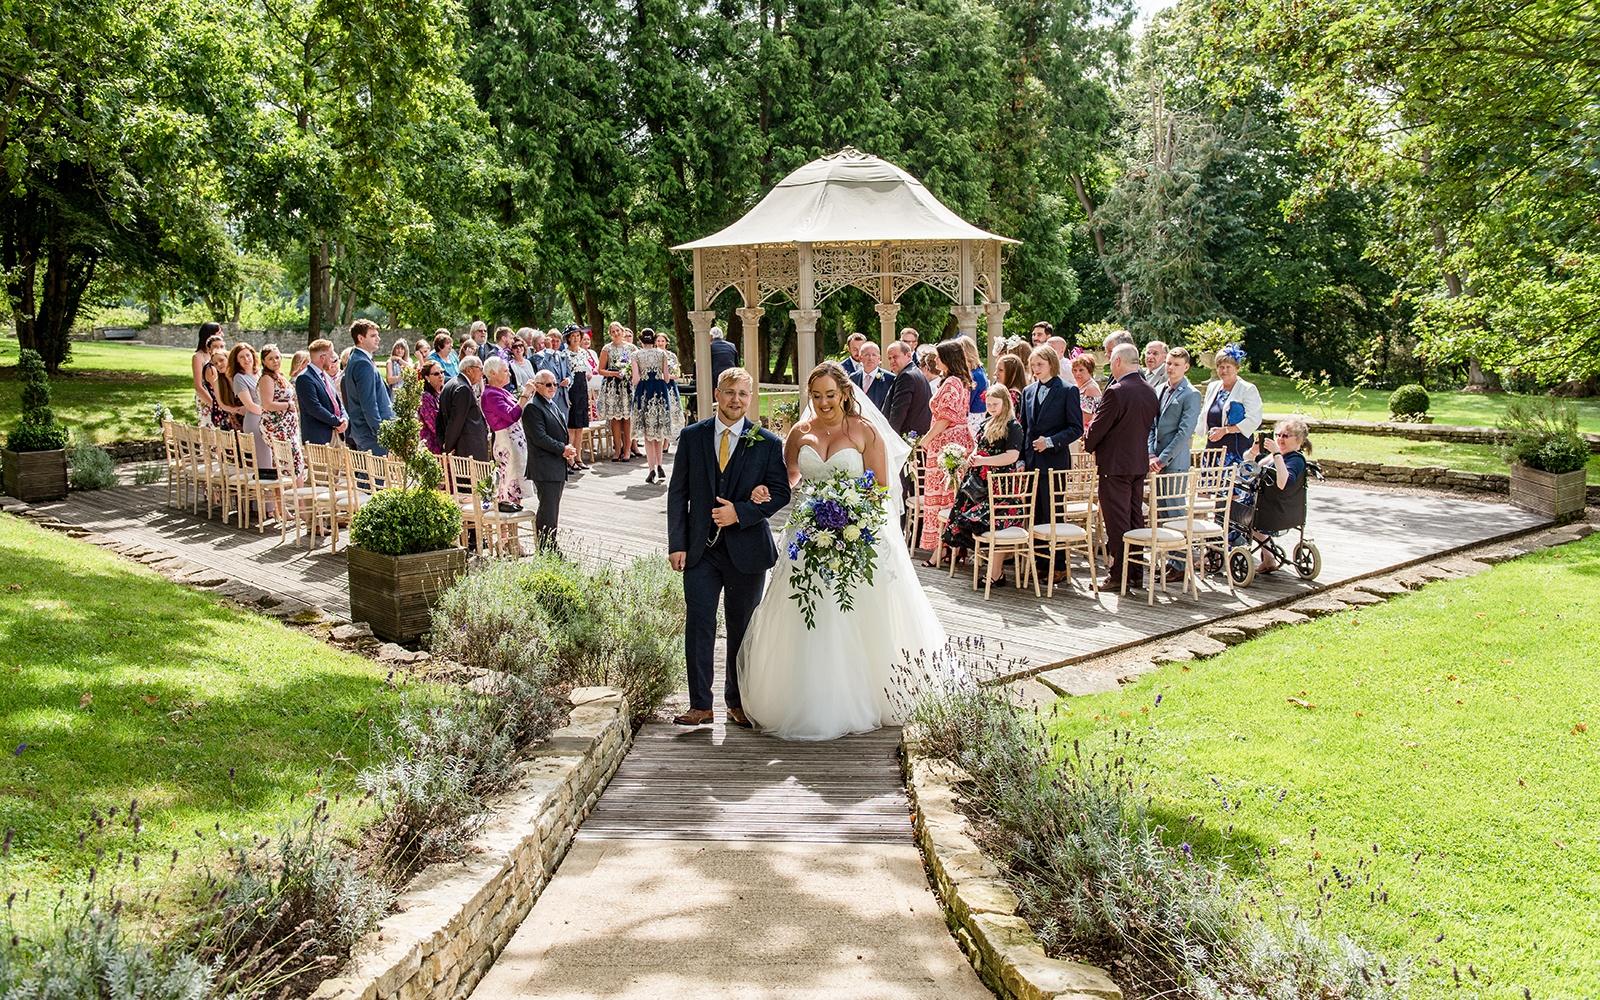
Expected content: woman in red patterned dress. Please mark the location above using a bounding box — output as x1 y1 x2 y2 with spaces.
917 339 977 562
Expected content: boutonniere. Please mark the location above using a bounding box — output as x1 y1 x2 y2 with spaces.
741 424 765 446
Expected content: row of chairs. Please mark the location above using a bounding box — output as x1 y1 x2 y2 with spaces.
161 422 541 557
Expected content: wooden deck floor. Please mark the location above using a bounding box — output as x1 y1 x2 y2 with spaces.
30 456 1547 681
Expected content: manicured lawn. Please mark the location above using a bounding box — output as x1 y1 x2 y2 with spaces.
1311 431 1600 484
1235 370 1600 434
0 336 197 444
1050 534 1600 1000
0 513 438 931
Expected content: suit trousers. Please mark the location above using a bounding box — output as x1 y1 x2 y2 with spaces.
532 479 563 550
1098 472 1146 584
682 543 763 711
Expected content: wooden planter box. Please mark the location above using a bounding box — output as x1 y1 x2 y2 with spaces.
1509 463 1587 521
2 448 68 502
347 545 468 643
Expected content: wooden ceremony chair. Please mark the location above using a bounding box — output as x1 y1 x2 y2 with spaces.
173 424 203 513
216 430 267 531
1121 470 1195 604
470 456 540 556
971 470 1038 600
345 449 392 514
160 420 182 508
197 426 227 519
303 442 355 552
1164 462 1239 597
266 439 320 544
444 454 491 555
902 461 925 550
1031 467 1097 598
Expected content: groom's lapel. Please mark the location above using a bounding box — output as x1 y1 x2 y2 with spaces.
701 421 720 495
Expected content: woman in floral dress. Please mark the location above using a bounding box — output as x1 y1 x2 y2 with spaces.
941 385 1026 584
257 344 305 484
917 339 977 560
1070 353 1102 431
596 321 635 460
629 329 678 483
481 357 535 513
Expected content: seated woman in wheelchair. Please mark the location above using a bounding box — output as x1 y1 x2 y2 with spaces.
1242 416 1312 573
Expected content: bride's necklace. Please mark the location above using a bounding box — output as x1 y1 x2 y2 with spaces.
811 415 853 457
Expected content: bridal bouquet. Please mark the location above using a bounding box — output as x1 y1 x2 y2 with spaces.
785 469 890 629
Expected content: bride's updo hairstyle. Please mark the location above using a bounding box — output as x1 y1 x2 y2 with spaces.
805 361 859 419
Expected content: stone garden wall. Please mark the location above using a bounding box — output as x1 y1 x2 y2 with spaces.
1260 414 1600 454
309 687 632 1000
84 323 443 352
1319 456 1600 503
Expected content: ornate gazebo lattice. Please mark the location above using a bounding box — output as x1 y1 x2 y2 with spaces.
673 147 1018 418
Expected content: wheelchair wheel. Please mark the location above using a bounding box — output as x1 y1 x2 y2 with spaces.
1228 546 1256 588
1293 541 1322 580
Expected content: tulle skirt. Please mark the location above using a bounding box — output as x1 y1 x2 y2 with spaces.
737 524 952 741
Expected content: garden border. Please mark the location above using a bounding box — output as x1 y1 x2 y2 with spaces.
904 750 1123 1000
1258 414 1600 454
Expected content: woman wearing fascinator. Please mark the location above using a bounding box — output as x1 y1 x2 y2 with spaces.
1200 344 1263 464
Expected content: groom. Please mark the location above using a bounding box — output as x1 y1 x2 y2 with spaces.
667 367 791 728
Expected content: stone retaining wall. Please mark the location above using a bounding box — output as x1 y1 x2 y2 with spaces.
1319 456 1600 503
1260 414 1600 454
310 686 632 1000
904 751 1122 1000
84 323 446 352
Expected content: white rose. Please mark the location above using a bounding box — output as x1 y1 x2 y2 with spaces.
841 524 862 543
813 529 835 549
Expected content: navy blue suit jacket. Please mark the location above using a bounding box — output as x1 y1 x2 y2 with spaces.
344 349 395 453
295 367 341 445
709 339 738 387
1020 377 1083 473
852 367 894 411
667 418 791 575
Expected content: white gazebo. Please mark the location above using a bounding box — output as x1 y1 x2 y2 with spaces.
672 147 1018 418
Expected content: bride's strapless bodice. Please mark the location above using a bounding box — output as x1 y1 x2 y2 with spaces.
797 444 864 482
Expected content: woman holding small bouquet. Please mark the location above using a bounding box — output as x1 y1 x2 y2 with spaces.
941 385 1026 583
916 340 977 561
737 362 953 741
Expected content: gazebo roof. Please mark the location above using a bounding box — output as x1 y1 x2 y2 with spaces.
672 147 1017 250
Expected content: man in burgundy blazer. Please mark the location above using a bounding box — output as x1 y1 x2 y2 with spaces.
1084 344 1161 588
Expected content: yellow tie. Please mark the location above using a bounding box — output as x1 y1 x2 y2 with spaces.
718 428 731 471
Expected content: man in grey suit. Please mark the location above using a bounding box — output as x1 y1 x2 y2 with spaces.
1149 346 1202 475
522 370 576 551
1142 340 1169 390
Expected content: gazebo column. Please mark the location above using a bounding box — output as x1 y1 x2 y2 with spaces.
983 301 1010 347
689 309 717 419
735 305 766 417
790 308 821 380
950 304 982 338
874 303 901 351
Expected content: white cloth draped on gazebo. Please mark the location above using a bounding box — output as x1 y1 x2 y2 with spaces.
672 147 1017 418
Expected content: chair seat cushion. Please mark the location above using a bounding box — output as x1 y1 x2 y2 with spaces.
1123 526 1186 544
1031 522 1087 540
976 526 1031 543
1159 517 1224 536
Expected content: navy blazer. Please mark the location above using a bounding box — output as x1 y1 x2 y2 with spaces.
852 366 894 410
667 418 791 575
1020 377 1084 473
883 367 932 437
522 394 571 483
344 349 395 453
295 367 341 445
709 338 738 387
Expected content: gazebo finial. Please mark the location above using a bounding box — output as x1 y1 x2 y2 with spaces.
824 146 870 161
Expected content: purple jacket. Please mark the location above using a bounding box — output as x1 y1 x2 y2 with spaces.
481 384 523 433
419 388 442 454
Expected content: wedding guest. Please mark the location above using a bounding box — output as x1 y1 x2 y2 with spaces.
1243 416 1312 573
288 349 310 383
202 344 236 431
295 339 345 445
899 326 920 350
917 340 977 561
562 326 592 466
709 325 737 387
579 327 600 421
192 323 225 426
385 340 409 396
433 330 459 378
960 336 988 426
596 321 635 461
1149 347 1201 476
1020 345 1083 527
534 327 574 413
491 325 516 364
917 344 941 392
227 343 274 478
1070 352 1103 429
659 331 686 452
1047 335 1070 360
1005 337 1034 375
507 335 536 388
992 353 1026 409
883 340 932 438
631 329 678 483
413 338 432 364
344 319 395 454
1142 340 1168 389
438 355 490 461
523 369 576 551
418 361 445 454
258 344 305 483
467 320 489 360
1031 321 1053 347
942 385 1026 585
459 338 478 362
851 342 893 409
1102 328 1135 357
481 357 536 517
841 332 868 375
1201 344 1263 464
1084 344 1160 589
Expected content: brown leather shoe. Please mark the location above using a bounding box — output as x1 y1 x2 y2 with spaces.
673 708 714 726
726 706 754 729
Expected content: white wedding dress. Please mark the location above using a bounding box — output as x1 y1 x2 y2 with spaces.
737 389 955 741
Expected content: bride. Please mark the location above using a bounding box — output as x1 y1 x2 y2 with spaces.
737 362 952 741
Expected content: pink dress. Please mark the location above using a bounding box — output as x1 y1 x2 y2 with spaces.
920 377 976 551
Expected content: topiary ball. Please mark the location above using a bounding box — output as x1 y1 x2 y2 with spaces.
349 487 464 556
1388 383 1430 419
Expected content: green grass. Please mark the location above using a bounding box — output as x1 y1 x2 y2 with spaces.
1050 534 1600 999
0 336 197 444
0 513 439 932
1236 370 1600 434
1311 431 1600 484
